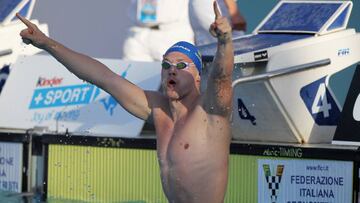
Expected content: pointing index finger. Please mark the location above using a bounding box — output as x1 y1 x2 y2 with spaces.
16 13 34 33
213 0 221 20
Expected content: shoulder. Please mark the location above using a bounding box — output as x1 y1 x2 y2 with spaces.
145 90 167 107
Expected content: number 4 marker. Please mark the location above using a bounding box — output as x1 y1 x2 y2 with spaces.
311 83 332 118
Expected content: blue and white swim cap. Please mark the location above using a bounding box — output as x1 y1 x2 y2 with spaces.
164 41 202 74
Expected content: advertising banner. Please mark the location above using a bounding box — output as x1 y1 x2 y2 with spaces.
42 143 356 202
258 159 353 203
0 54 161 137
0 142 23 193
47 145 165 202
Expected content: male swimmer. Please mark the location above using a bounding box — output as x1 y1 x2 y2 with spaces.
17 1 234 202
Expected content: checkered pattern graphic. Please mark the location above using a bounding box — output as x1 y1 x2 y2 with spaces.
263 164 284 203
265 175 282 203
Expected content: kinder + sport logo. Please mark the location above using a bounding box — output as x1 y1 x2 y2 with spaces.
29 84 100 109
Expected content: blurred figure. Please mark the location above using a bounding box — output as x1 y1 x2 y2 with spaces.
122 0 194 61
190 0 247 45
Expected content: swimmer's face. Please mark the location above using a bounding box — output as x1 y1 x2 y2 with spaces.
161 52 200 100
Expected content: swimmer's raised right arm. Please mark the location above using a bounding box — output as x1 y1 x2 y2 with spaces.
16 13 154 120
203 1 234 118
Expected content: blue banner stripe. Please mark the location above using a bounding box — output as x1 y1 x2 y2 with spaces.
29 84 98 109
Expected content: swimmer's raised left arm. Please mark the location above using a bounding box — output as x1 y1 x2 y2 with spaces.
203 1 234 118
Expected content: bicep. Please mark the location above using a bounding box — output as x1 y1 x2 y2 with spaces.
101 72 155 120
203 65 233 117
203 39 234 117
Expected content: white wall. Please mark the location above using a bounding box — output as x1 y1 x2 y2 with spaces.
31 0 132 59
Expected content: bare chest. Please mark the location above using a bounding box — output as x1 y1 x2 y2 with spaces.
153 110 231 201
154 109 230 167
155 112 208 164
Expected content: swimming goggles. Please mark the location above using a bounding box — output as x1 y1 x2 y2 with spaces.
161 60 194 70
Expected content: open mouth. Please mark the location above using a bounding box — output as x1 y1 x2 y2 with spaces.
167 79 177 87
168 79 176 85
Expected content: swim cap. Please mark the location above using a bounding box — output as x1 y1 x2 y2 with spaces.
164 41 202 74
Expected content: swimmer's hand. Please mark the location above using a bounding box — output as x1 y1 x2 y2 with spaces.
209 1 232 43
16 13 49 49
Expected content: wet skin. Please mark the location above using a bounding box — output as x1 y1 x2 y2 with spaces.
16 1 234 202
151 52 232 202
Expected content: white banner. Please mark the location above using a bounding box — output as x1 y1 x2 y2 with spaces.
0 54 161 137
0 142 23 193
258 159 353 203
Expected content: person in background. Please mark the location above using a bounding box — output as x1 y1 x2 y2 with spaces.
17 0 234 201
190 0 247 45
122 0 194 61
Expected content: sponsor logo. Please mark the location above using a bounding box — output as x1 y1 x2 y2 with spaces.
100 64 131 115
36 77 63 87
100 97 118 116
29 84 100 109
337 48 350 57
254 50 268 61
263 164 284 203
237 98 256 125
31 109 80 123
28 64 132 118
36 76 63 87
259 160 352 203
263 147 303 158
